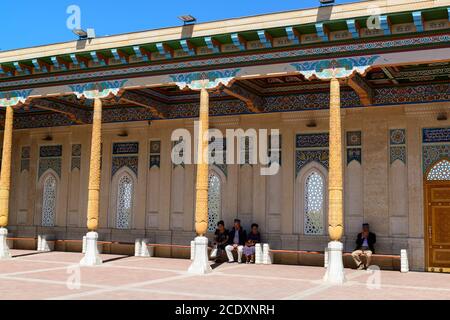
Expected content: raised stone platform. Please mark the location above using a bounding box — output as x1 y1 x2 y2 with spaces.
0 249 448 300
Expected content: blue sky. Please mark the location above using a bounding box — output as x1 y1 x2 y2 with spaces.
1 0 358 51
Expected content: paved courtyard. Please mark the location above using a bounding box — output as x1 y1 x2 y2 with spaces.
0 249 449 300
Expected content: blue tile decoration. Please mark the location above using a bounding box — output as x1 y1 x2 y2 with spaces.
347 148 362 165
149 140 161 169
296 133 329 149
39 158 62 178
39 145 62 178
21 146 30 172
112 156 138 177
390 129 406 145
390 146 407 164
40 145 62 158
113 142 139 155
423 144 450 173
422 127 449 173
346 131 362 147
21 146 30 159
149 155 161 169
150 141 161 154
296 150 329 175
389 129 407 164
72 144 82 157
21 159 30 172
71 144 82 171
423 127 450 144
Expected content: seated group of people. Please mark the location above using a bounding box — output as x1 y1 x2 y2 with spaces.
212 220 377 269
212 219 260 264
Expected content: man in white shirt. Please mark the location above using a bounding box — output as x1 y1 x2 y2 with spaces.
225 219 247 263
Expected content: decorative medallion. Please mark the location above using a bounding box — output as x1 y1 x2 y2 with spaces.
390 129 406 145
346 131 362 147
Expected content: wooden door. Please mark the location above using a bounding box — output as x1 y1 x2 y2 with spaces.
425 168 450 272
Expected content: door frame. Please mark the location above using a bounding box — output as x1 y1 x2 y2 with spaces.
423 158 450 273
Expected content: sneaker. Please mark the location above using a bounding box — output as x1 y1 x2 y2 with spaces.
227 261 235 264
357 264 365 270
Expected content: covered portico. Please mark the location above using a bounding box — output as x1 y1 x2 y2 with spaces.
0 0 449 276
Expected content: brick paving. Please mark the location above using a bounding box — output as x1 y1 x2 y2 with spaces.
0 250 449 300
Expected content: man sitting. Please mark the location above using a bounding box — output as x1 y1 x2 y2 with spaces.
352 223 376 270
225 219 247 264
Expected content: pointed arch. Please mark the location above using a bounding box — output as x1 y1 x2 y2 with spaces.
426 159 450 181
39 169 59 227
110 166 137 229
294 161 328 235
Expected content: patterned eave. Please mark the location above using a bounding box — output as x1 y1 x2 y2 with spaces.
0 5 448 85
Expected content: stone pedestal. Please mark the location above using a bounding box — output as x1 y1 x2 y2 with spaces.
401 249 409 273
37 235 55 252
188 236 212 275
0 227 11 260
323 241 345 284
135 238 154 257
263 243 273 265
255 243 263 264
80 232 102 266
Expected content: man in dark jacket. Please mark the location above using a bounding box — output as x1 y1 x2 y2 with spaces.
352 223 376 270
225 219 247 263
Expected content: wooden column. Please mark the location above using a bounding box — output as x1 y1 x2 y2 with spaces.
194 87 209 236
0 106 14 228
328 78 344 241
86 98 102 231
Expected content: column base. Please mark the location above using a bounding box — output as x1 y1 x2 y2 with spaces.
0 228 12 260
188 236 212 275
323 241 345 285
80 232 102 266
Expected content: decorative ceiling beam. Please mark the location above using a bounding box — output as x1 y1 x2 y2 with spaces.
32 59 50 73
180 40 196 56
346 19 360 38
315 23 329 41
28 99 88 124
13 62 31 75
132 46 150 62
70 54 87 68
347 73 373 107
412 11 424 32
0 64 13 77
119 90 167 118
204 37 220 53
111 49 128 64
380 15 391 35
51 56 68 71
222 82 264 113
231 33 246 51
90 51 107 66
285 27 300 45
257 30 273 48
156 42 173 59
381 67 399 84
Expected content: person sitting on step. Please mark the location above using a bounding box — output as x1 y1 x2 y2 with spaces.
225 219 247 264
243 223 261 264
213 220 229 262
352 223 376 270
